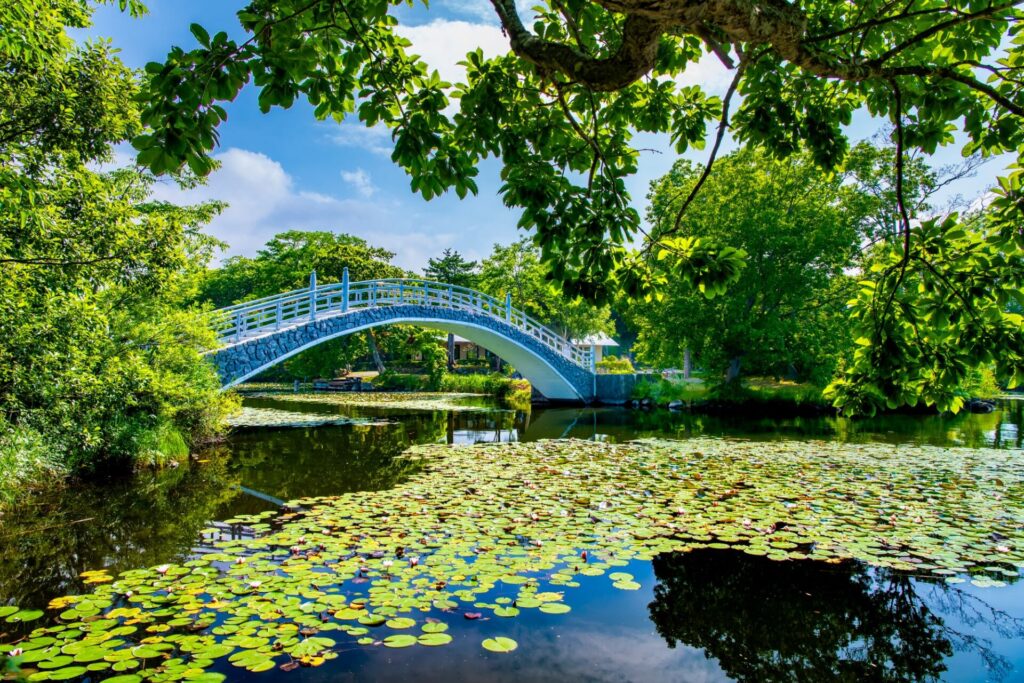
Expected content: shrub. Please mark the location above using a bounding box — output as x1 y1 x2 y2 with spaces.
963 366 1001 399
439 373 532 408
632 377 707 403
0 420 66 508
374 371 429 391
596 354 634 374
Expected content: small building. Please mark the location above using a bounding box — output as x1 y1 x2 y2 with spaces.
572 333 620 364
450 334 486 361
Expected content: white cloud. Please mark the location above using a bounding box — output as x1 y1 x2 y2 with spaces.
396 19 509 84
442 0 497 23
341 168 376 198
148 147 450 270
329 122 394 155
674 50 736 97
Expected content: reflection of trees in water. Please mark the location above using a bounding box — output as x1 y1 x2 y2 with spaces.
0 457 240 609
219 420 431 516
647 550 1024 682
522 401 1022 449
218 408 526 517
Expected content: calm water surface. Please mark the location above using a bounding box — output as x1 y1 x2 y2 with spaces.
1 395 1021 682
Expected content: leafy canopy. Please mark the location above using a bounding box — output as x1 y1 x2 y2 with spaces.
631 146 870 385
135 0 1024 410
137 0 1024 291
0 0 234 485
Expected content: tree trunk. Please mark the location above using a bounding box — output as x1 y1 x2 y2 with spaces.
367 330 386 374
683 348 692 379
447 333 456 370
725 356 742 383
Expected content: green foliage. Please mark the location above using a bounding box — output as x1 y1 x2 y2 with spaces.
478 239 616 341
438 372 530 401
596 354 634 375
423 248 478 288
374 372 430 392
136 0 1024 413
630 147 866 385
826 179 1024 415
0 0 235 502
0 420 65 508
965 367 1002 401
632 378 707 404
137 0 1024 299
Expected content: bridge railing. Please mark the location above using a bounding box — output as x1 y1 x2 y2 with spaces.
208 278 594 369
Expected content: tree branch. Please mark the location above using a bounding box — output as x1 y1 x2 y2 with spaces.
667 58 746 236
489 0 662 91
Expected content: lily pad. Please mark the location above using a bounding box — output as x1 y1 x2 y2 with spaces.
482 637 518 653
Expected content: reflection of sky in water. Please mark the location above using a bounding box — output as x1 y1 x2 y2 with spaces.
450 428 519 444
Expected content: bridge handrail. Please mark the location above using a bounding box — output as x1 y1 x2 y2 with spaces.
207 278 593 369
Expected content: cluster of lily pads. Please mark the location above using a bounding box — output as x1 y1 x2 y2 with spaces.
225 407 390 429
246 392 499 413
2 437 1021 681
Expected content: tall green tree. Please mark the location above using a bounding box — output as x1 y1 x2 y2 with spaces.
632 147 866 385
478 239 615 342
135 0 1024 411
424 248 478 368
0 0 234 503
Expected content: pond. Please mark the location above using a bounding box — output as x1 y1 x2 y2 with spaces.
0 393 1021 682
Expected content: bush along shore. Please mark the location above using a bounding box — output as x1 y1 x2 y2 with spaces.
629 373 1006 418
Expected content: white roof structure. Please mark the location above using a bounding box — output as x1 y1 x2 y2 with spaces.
572 333 619 347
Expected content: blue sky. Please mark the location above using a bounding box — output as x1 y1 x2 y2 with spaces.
82 1 1002 271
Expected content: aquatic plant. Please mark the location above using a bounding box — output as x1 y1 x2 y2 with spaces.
1 438 1021 680
225 407 389 429
246 392 503 413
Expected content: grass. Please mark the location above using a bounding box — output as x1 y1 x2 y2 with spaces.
632 377 709 403
632 376 830 415
0 422 66 509
440 373 532 410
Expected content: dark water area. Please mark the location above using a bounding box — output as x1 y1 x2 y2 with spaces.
1 395 1022 682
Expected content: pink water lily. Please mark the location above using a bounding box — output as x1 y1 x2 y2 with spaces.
8 648 23 657
155 564 171 575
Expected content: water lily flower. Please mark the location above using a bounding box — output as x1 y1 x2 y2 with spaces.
382 560 393 568
8 648 23 657
409 556 420 567
248 581 262 589
155 564 171 575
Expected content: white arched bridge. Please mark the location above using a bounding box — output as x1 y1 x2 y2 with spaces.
207 271 598 401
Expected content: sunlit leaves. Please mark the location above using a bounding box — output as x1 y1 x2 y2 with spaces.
828 179 1024 415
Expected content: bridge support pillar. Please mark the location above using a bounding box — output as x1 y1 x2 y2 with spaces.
309 270 318 321
505 292 511 322
342 267 349 312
